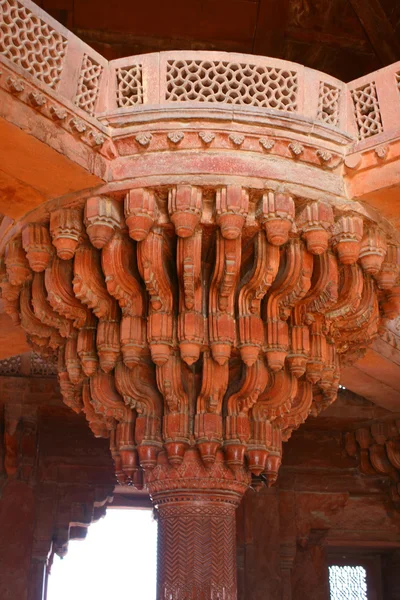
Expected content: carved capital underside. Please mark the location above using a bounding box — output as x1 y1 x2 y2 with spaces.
1 185 399 492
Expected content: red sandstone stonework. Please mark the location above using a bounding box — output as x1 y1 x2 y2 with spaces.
1 2 400 599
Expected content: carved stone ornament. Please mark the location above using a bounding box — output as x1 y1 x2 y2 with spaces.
1 169 399 600
167 131 184 144
259 137 275 151
198 131 215 144
3 20 400 595
229 133 245 146
135 132 152 146
2 184 396 497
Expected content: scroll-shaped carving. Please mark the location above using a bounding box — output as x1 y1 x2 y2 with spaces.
125 188 156 241
31 271 72 338
115 359 162 470
5 237 31 286
49 209 83 260
177 230 204 365
276 380 313 437
264 239 302 372
225 359 269 472
22 223 53 272
115 360 162 417
102 231 145 316
334 276 379 346
288 252 335 379
90 370 127 421
386 439 400 471
84 196 122 249
77 312 99 377
157 353 189 465
376 244 400 290
305 252 338 314
297 201 334 255
359 227 387 275
65 333 82 384
326 263 363 322
168 185 202 238
58 347 83 414
195 351 228 464
238 231 280 366
227 359 269 416
279 243 313 318
306 314 326 384
82 379 111 438
369 444 399 480
117 409 139 482
319 341 337 393
137 231 174 366
20 284 62 349
257 191 295 246
209 234 241 365
45 256 90 329
331 215 363 265
216 185 249 239
255 368 298 422
73 241 117 319
96 305 121 373
102 231 146 368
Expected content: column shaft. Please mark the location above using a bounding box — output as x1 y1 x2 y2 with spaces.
157 500 237 600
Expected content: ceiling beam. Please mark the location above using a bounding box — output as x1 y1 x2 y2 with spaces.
348 0 400 65
252 0 290 57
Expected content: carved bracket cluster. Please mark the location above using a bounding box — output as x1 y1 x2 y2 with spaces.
345 421 400 508
1 185 399 490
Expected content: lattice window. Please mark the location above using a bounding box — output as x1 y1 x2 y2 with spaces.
351 82 383 140
166 60 298 111
116 64 143 107
0 0 67 89
30 352 57 377
0 355 21 376
317 81 340 126
75 54 103 115
329 566 368 600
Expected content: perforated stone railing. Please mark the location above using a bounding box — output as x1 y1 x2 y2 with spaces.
347 63 400 149
106 52 349 134
1 0 400 150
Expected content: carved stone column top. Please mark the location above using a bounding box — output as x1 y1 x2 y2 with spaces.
146 448 250 506
0 184 398 492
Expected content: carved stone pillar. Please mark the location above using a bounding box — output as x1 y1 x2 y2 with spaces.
148 449 248 600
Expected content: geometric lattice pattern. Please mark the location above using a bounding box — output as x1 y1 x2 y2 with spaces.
351 82 383 139
166 59 298 111
317 81 340 126
0 353 57 377
31 352 58 377
329 566 368 600
75 54 103 115
0 0 68 89
0 355 21 376
116 64 143 107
